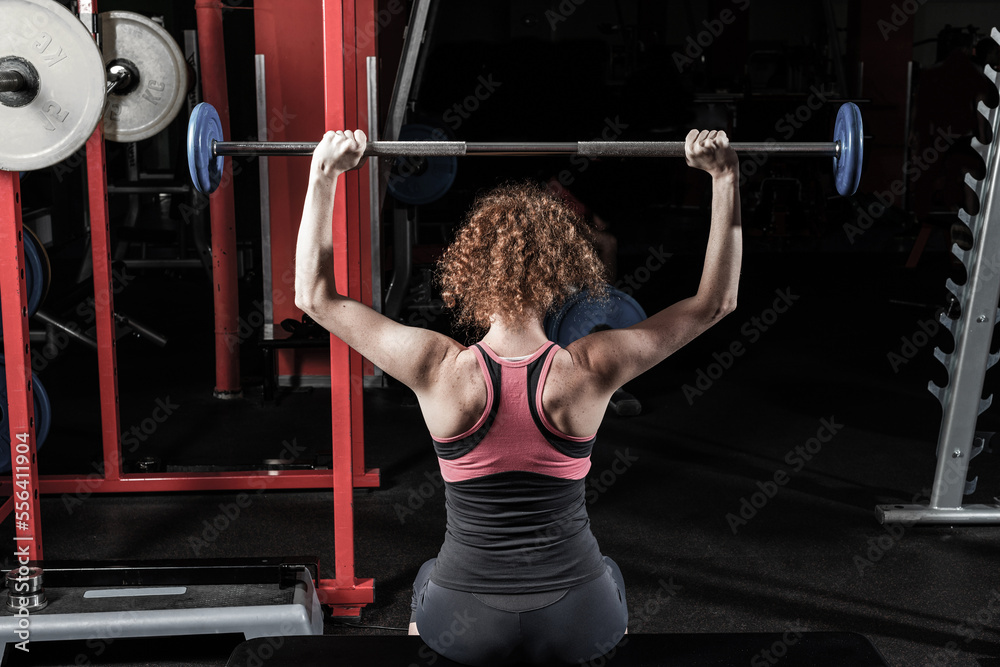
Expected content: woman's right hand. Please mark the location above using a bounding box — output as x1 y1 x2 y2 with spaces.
684 129 738 179
310 129 367 179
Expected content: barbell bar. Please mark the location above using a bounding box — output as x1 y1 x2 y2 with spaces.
187 101 864 197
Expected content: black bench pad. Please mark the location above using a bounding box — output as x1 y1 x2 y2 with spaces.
226 632 889 666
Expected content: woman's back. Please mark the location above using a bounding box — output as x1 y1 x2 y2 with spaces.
429 342 606 594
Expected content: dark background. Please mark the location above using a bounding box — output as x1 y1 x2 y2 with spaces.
4 1 1000 666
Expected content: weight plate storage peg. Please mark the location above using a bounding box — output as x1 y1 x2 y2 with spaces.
101 11 189 143
187 102 225 194
0 0 107 171
833 102 864 197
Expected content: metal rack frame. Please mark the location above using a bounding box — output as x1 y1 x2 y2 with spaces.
1 0 382 616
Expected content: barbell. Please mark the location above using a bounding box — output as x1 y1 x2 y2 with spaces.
0 0 189 171
187 101 864 197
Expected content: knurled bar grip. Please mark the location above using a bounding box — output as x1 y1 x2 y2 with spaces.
0 70 26 93
213 140 842 159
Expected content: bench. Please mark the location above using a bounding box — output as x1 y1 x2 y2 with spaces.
225 632 889 666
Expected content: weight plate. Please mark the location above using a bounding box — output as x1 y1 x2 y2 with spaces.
0 359 50 474
25 225 51 306
187 102 224 194
0 0 107 171
833 102 864 197
23 224 43 316
33 371 50 448
100 11 189 143
545 286 648 348
0 225 45 331
387 124 458 205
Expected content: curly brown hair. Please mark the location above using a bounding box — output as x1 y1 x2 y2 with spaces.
436 182 608 334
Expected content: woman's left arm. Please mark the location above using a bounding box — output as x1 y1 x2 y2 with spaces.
294 130 461 392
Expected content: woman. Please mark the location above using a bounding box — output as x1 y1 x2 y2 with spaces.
295 129 741 666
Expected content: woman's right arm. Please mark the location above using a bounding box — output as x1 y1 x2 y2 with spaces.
566 129 742 396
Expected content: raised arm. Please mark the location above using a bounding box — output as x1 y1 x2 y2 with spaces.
567 129 742 394
293 130 463 393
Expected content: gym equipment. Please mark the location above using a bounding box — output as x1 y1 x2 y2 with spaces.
24 226 49 316
0 358 51 473
100 11 189 143
187 101 225 193
0 226 49 331
224 633 890 667
187 102 866 196
833 101 863 199
877 27 1000 525
545 286 648 348
0 2 191 171
0 559 324 662
386 124 458 205
0 0 107 171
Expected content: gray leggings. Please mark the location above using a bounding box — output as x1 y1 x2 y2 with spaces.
411 558 628 666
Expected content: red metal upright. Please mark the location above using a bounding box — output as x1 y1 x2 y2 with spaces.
341 0 377 483
196 0 242 397
318 0 374 615
0 171 43 561
86 128 124 484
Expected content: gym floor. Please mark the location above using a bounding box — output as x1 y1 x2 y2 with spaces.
3 226 1000 666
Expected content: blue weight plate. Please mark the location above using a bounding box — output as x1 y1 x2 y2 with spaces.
834 102 864 197
387 124 457 205
187 103 225 194
33 373 50 448
0 360 49 474
545 286 648 348
23 226 43 317
0 227 44 330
